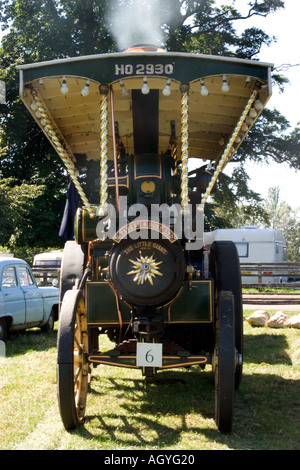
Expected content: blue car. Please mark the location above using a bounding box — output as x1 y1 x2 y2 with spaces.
0 258 59 342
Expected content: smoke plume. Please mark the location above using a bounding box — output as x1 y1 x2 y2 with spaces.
107 0 172 51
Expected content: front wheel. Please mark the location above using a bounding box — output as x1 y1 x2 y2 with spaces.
57 289 89 430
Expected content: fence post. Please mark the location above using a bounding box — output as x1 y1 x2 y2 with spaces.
257 264 262 286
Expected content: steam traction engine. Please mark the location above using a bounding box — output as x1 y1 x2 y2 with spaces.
18 46 272 432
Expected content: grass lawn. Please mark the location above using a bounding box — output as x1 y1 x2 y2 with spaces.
0 308 299 451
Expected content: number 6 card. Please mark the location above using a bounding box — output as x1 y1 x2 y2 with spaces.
136 343 163 368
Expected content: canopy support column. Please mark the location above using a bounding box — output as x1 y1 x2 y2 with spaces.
98 84 109 216
180 83 190 211
201 87 259 206
110 86 120 215
170 120 178 175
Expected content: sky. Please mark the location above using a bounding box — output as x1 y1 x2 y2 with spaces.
0 0 299 210
221 0 300 211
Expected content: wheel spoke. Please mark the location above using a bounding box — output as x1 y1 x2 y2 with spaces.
57 289 89 430
74 335 81 351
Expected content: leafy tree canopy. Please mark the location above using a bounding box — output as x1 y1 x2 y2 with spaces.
0 176 63 247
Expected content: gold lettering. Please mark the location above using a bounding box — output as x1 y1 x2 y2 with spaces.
152 243 168 255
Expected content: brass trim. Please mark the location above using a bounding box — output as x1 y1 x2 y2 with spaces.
112 220 178 243
88 356 139 368
86 281 127 330
127 253 163 285
87 322 131 326
88 354 208 369
167 280 213 323
133 154 162 180
160 356 207 369
107 174 129 188
108 281 123 342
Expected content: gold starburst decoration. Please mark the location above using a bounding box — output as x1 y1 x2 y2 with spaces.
127 252 163 285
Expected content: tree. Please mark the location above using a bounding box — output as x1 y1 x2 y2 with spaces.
263 187 300 261
207 165 269 230
162 0 284 56
232 186 300 261
264 186 287 228
0 177 64 247
285 213 300 262
234 111 300 170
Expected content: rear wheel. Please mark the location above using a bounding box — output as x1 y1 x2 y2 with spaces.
57 289 89 430
214 291 235 433
209 240 243 389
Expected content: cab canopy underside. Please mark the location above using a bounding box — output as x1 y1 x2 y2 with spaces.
18 50 272 210
18 51 272 163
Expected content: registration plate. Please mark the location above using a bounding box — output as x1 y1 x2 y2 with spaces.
136 343 163 368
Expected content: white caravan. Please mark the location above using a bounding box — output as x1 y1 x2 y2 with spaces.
204 227 287 284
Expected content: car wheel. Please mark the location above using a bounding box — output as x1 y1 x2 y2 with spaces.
41 309 55 333
0 318 8 343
